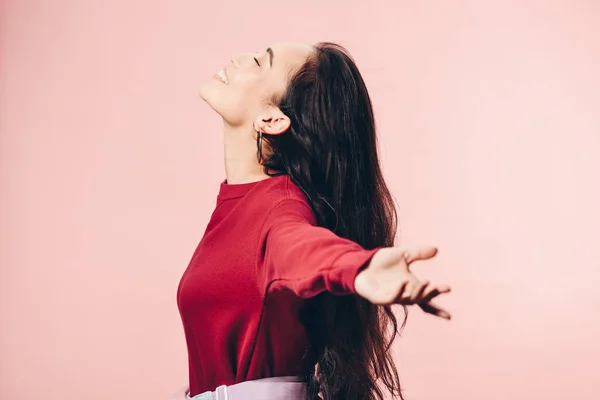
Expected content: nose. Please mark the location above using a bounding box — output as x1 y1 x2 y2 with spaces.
230 53 255 67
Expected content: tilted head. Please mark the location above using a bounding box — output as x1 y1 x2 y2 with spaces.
198 41 314 132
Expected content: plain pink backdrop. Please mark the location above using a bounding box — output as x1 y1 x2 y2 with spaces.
1 0 599 399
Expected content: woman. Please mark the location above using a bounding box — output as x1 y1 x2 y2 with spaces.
171 41 451 400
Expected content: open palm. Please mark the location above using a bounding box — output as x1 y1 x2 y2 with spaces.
354 246 451 319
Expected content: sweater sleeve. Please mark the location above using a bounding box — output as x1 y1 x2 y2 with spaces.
257 198 381 298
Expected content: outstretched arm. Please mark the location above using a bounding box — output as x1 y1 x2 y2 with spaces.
259 199 452 319
258 198 379 297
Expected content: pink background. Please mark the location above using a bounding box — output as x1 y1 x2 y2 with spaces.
1 0 599 399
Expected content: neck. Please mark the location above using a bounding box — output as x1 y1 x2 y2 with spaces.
223 121 269 184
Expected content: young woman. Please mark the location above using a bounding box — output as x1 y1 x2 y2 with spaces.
171 41 451 400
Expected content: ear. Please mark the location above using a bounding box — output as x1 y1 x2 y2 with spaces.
253 106 290 135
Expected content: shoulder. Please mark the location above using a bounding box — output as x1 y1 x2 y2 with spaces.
258 175 316 225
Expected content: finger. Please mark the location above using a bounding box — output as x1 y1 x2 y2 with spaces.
410 280 429 302
421 285 451 303
419 301 451 320
402 246 438 265
401 278 422 304
392 280 409 303
395 280 417 304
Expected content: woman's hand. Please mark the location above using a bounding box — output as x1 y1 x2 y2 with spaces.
354 246 451 319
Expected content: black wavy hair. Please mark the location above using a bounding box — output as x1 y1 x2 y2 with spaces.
260 42 407 400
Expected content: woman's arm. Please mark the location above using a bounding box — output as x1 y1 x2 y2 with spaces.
259 198 452 319
258 198 380 297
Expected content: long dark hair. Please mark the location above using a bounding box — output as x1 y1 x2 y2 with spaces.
261 43 407 400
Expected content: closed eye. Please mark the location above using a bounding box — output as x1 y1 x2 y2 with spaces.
254 57 260 67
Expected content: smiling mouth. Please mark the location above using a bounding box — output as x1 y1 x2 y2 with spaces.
214 69 228 84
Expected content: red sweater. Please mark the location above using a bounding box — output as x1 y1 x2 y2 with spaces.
176 175 379 396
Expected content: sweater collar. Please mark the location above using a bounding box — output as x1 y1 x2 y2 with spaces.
217 175 285 200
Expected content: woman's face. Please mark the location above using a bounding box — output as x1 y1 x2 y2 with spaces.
199 41 314 128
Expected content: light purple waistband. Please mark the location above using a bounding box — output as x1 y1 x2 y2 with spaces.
187 376 307 400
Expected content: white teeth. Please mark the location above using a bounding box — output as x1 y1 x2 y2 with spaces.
217 70 228 83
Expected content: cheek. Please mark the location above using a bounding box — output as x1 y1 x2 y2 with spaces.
198 80 263 125
225 74 272 113
199 71 276 125
233 72 270 100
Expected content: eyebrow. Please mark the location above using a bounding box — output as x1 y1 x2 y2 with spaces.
267 47 273 67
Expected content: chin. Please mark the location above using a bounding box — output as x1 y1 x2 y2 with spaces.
198 82 213 103
199 97 237 126
198 84 221 111
198 83 248 126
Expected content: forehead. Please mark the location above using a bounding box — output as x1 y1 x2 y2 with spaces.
268 41 314 73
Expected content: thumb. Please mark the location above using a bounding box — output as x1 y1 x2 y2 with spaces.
402 246 438 264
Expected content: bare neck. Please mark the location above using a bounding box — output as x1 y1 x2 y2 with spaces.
223 122 269 184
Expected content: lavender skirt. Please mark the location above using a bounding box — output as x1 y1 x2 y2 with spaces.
168 376 307 400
